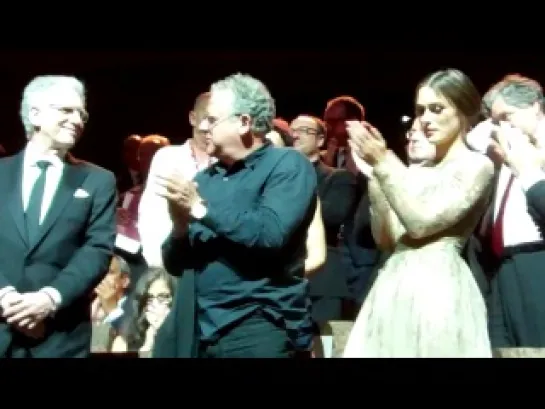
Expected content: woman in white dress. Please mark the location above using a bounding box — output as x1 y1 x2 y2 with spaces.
343 68 495 358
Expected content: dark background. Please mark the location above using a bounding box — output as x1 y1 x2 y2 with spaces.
0 49 542 176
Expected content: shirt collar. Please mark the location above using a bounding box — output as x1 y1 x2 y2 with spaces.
24 140 65 169
210 140 272 175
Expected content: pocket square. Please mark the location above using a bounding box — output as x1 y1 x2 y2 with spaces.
74 188 90 198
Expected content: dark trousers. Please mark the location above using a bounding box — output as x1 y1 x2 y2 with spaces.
488 249 545 348
198 311 294 358
310 296 343 323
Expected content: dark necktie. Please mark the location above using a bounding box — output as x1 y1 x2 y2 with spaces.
491 173 515 258
26 160 51 244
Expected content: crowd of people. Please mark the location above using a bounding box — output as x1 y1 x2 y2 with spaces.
0 68 544 358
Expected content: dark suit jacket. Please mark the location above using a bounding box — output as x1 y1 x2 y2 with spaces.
526 179 545 235
310 161 358 297
0 150 116 357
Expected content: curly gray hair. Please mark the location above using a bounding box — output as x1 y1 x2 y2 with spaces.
211 73 276 135
482 74 543 118
20 75 86 137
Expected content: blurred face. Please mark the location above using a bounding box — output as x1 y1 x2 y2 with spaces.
324 103 350 145
290 116 323 157
199 89 249 158
144 278 172 327
28 87 87 150
99 257 129 295
490 96 541 140
406 121 436 165
189 100 210 145
123 136 141 171
415 86 462 147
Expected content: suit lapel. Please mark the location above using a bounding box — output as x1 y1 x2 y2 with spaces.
5 152 28 246
27 159 88 253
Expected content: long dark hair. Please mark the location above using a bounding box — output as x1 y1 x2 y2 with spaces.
122 268 176 351
416 68 482 132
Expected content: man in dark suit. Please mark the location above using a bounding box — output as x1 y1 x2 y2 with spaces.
322 96 380 315
467 74 545 348
0 75 116 358
290 114 359 323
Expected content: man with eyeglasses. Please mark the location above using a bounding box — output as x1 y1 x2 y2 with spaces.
322 97 380 318
152 73 317 358
0 75 116 358
290 114 358 329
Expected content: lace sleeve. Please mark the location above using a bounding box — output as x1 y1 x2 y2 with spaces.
368 176 395 251
373 150 495 239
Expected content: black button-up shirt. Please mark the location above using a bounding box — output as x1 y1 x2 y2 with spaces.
162 143 317 347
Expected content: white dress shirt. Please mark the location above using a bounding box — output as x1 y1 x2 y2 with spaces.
494 165 544 247
0 141 65 304
466 119 545 247
138 140 214 268
22 141 65 224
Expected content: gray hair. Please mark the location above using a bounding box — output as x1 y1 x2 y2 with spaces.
482 74 543 117
211 73 275 135
113 254 131 276
20 75 86 136
482 85 500 118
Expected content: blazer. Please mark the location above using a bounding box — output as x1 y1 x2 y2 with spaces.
0 150 116 357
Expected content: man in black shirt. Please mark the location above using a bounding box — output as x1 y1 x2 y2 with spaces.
152 73 317 358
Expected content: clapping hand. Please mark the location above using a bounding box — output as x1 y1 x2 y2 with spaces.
346 120 388 167
154 171 202 227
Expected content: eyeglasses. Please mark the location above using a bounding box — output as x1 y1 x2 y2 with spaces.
291 127 320 136
49 104 89 123
201 113 240 131
145 293 172 306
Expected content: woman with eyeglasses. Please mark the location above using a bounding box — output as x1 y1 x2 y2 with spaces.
110 268 176 354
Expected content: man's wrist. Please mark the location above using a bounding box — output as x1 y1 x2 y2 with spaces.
190 200 208 220
0 287 16 304
40 287 62 311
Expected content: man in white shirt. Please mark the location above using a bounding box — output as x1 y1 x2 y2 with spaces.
468 74 545 348
0 75 116 357
138 92 213 267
